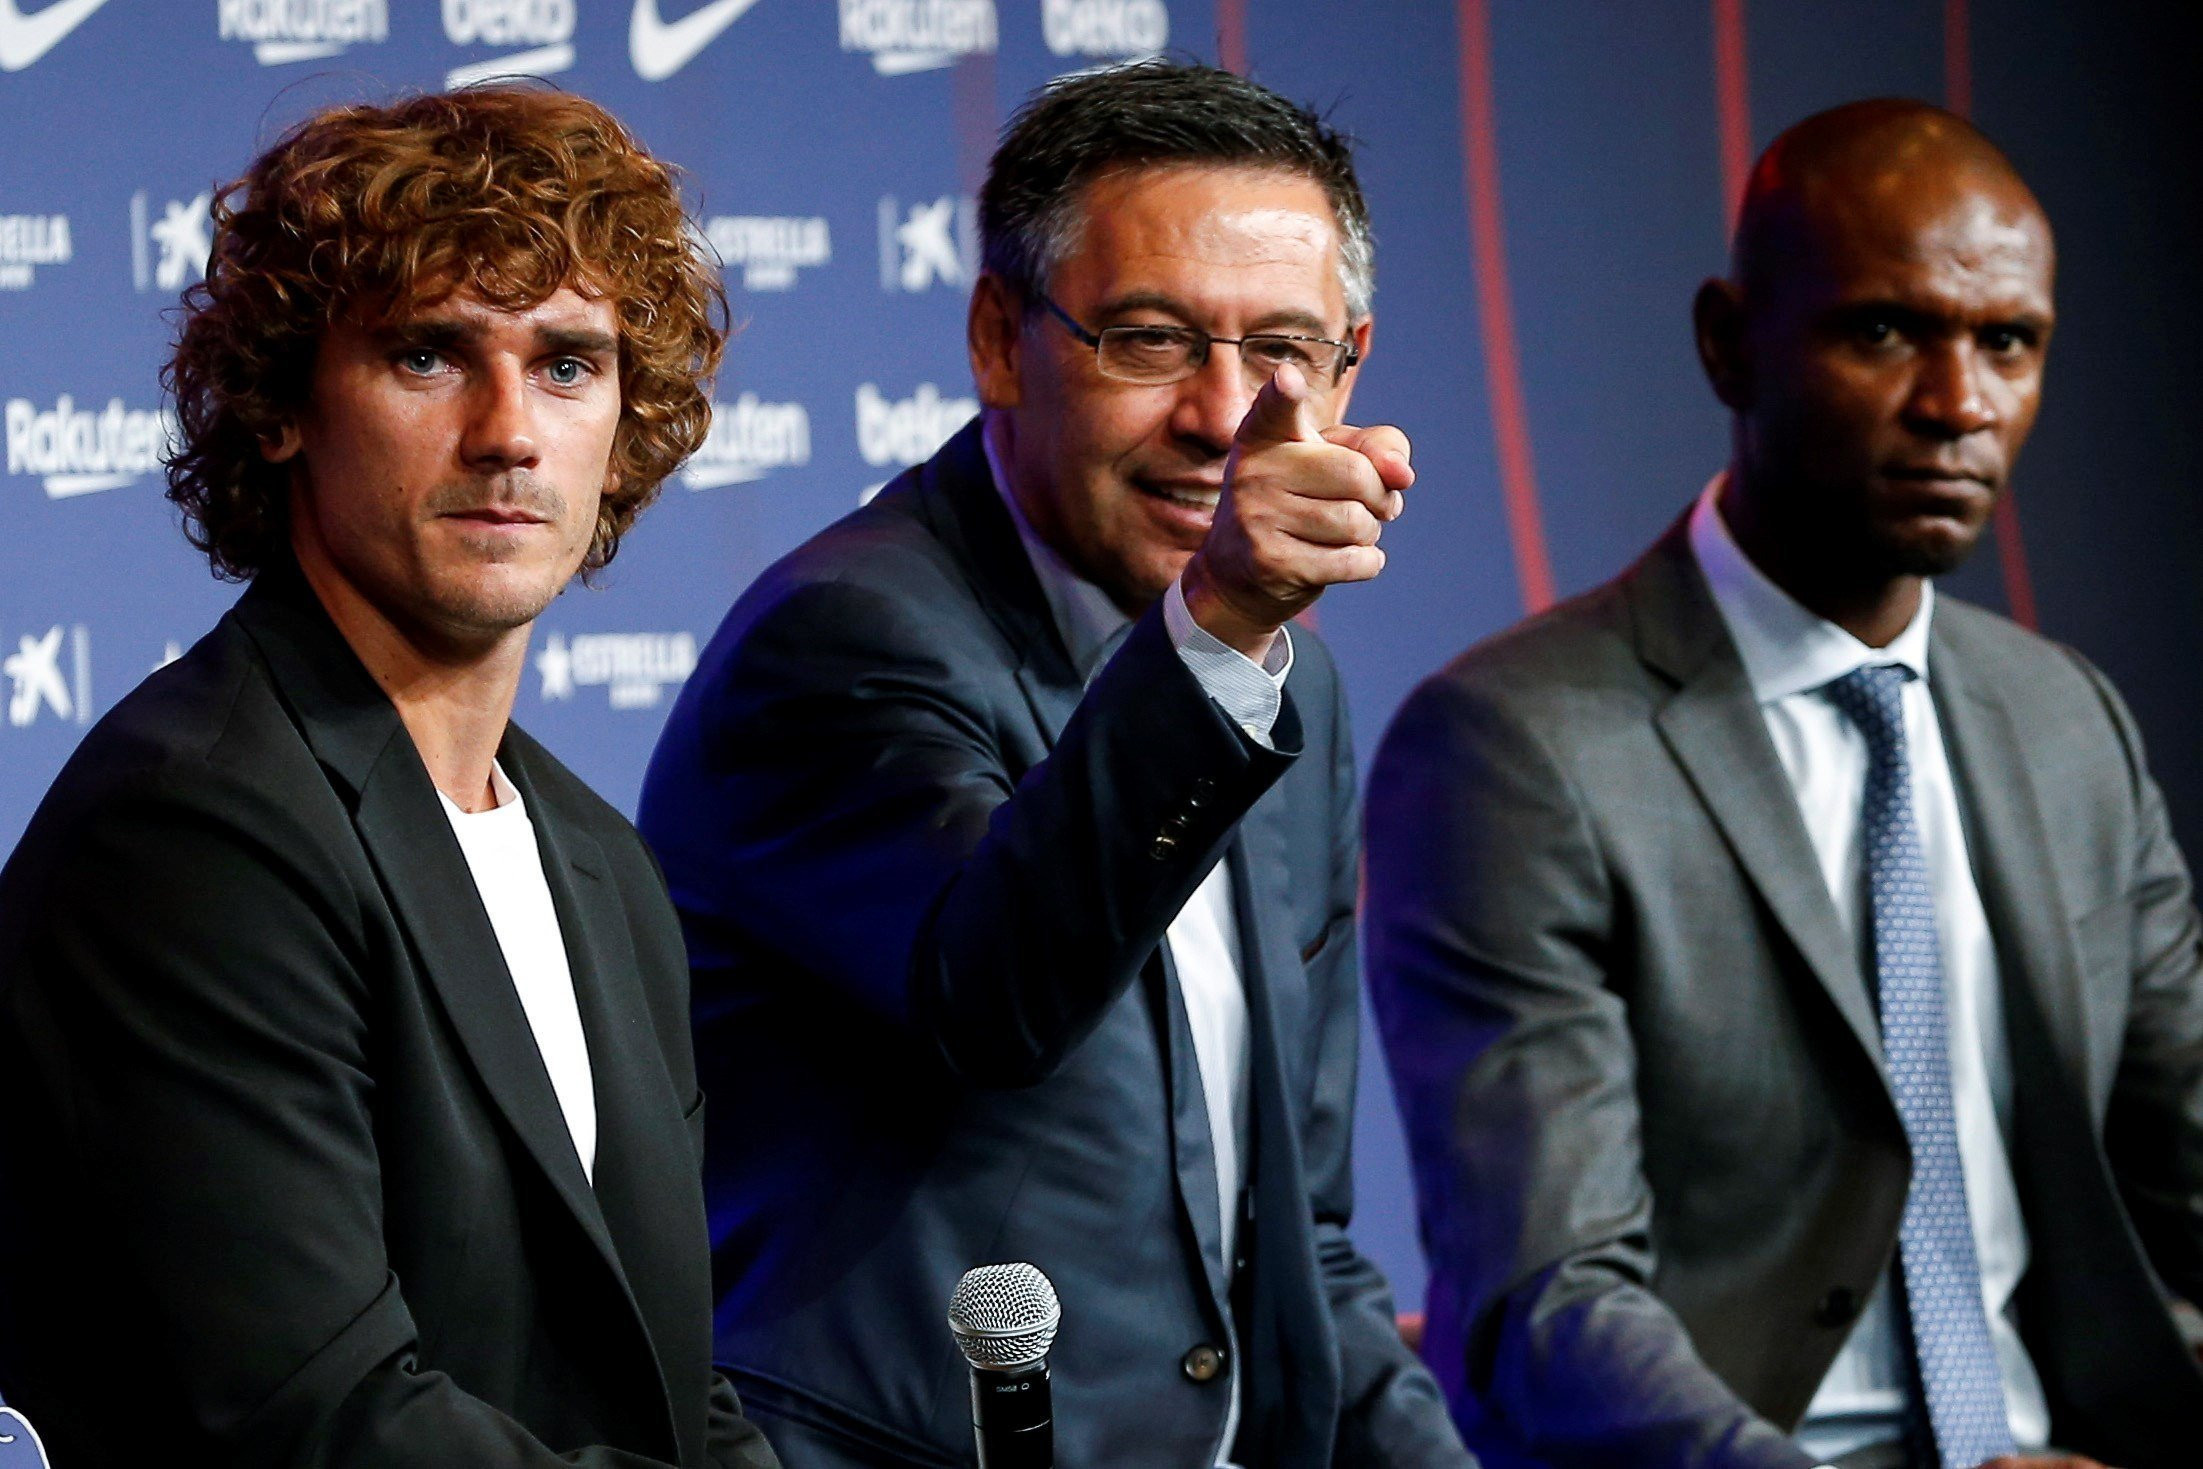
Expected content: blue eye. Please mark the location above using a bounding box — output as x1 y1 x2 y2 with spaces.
396 348 443 375
546 358 587 386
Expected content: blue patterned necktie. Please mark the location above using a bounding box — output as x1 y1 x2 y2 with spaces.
1823 664 2016 1469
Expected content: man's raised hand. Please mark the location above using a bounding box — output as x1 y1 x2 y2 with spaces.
1179 364 1415 660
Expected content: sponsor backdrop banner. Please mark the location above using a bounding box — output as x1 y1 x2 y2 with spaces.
3 1 2197 1320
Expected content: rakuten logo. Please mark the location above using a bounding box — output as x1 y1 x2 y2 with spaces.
682 394 812 489
6 395 177 498
217 0 389 66
840 0 996 75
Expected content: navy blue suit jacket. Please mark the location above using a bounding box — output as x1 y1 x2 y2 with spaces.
638 422 1466 1468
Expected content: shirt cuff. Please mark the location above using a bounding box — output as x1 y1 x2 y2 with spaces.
1162 578 1292 749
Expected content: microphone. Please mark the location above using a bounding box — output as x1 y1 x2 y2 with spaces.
947 1262 1059 1469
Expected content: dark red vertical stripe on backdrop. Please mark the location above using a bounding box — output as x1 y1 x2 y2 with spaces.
1943 0 1973 118
1457 0 1555 615
1218 0 1248 74
1944 0 2039 629
1712 0 1753 231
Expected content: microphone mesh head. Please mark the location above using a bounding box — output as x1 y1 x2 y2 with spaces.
947 1262 1060 1370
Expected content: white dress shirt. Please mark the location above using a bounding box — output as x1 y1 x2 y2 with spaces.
1689 480 2049 1460
986 424 1287 1468
438 761 598 1184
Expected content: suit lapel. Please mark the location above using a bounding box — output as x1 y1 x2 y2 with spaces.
1150 940 1230 1303
1631 524 1889 1075
347 731 623 1260
920 420 1271 1352
231 569 670 1433
1928 627 2094 1092
1228 801 1336 1459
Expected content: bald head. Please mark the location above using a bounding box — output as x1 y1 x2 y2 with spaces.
1732 99 2051 298
1693 99 2058 644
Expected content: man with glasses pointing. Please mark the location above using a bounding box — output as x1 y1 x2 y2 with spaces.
639 60 1471 1469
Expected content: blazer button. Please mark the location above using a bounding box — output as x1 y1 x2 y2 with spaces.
1813 1287 1860 1328
1150 834 1180 861
1181 1343 1227 1383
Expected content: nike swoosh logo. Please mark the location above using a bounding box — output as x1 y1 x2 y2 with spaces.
0 0 111 71
630 0 762 81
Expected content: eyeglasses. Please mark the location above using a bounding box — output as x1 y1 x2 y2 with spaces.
1041 296 1360 390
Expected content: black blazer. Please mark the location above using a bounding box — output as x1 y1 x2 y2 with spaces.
638 421 1467 1468
0 566 777 1469
1365 519 2203 1469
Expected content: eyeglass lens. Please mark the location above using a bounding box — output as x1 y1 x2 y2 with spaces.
1096 325 1347 388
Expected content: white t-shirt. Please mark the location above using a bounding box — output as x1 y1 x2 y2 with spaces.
438 762 597 1183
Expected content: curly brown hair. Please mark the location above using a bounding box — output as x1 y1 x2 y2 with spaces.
164 85 728 580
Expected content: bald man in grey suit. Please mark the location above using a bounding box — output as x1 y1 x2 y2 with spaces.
1365 101 2203 1469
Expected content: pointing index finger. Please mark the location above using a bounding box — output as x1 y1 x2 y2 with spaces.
1233 363 1323 448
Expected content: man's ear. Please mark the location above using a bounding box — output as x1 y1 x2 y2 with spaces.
1327 315 1375 425
968 273 1024 410
1693 277 1753 411
260 422 302 464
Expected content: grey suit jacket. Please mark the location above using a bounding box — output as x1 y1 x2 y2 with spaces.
1364 517 2203 1469
638 422 1468 1469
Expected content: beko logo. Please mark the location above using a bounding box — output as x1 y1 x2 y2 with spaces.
6 395 178 499
218 0 389 66
856 382 975 468
681 394 812 489
840 0 996 75
0 0 112 72
444 0 576 87
1042 0 1165 56
704 215 830 292
630 0 763 81
0 213 70 290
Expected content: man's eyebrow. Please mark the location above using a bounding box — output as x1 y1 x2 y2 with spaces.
374 318 477 350
1090 290 1197 323
539 325 620 356
367 320 620 356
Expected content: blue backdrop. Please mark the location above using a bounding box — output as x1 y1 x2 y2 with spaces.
3 0 2198 1320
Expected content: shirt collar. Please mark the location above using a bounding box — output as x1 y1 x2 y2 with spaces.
436 759 523 819
1688 472 1933 705
982 412 1134 678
